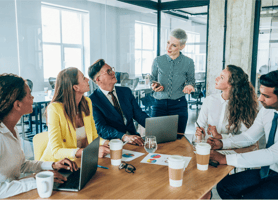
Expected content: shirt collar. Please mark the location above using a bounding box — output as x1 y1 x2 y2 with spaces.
0 122 10 134
219 93 229 104
166 52 183 62
99 86 116 96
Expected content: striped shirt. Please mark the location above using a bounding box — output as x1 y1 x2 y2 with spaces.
150 52 195 100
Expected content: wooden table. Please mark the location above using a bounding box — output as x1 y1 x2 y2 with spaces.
12 138 236 199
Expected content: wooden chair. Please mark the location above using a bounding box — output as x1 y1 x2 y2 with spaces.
33 132 48 161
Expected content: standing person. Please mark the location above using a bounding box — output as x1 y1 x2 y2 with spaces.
0 74 78 198
150 28 195 138
195 65 258 140
208 70 278 199
40 67 110 162
88 59 149 146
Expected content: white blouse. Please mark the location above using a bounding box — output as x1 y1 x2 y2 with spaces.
76 126 87 148
0 122 53 198
196 93 248 139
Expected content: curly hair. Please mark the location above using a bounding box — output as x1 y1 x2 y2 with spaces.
0 74 26 122
226 65 258 133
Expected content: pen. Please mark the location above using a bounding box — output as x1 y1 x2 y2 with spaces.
195 122 204 134
97 165 109 169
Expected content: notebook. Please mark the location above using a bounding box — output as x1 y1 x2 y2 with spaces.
53 137 100 191
145 115 179 143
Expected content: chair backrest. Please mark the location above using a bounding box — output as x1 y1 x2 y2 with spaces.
48 77 56 89
26 79 33 92
121 78 139 90
33 132 49 161
115 72 129 83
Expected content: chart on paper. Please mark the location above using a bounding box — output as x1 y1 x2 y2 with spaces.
141 153 192 167
105 149 145 162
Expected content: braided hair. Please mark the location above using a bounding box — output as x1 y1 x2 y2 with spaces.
0 74 26 122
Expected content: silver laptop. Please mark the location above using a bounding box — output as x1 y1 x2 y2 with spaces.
145 115 179 143
54 137 100 191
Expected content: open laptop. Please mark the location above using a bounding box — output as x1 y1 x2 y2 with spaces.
53 137 100 192
145 115 179 143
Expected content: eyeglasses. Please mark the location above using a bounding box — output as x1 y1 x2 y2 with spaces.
119 162 136 173
95 67 115 81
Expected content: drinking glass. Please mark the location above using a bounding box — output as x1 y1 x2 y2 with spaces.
144 136 157 153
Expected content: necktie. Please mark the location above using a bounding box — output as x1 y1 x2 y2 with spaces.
260 112 278 179
108 91 123 118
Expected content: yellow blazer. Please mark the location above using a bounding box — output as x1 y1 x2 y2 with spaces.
40 97 100 162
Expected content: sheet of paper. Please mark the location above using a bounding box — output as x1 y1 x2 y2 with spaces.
140 153 192 167
217 150 237 155
105 149 145 162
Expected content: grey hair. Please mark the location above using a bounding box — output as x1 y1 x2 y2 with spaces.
170 28 187 45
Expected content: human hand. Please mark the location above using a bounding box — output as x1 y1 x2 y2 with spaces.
51 170 68 184
207 124 222 139
182 85 195 94
151 83 164 92
99 145 110 158
52 158 78 172
207 137 223 150
122 135 144 146
210 150 227 165
195 126 205 141
75 148 83 158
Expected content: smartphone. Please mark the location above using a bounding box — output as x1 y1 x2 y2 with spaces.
152 81 161 87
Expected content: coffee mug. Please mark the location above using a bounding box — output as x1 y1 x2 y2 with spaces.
168 155 186 187
196 143 211 171
36 171 54 198
109 139 127 166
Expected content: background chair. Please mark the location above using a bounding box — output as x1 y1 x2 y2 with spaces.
121 78 139 90
48 77 56 89
187 83 204 115
115 72 129 84
33 132 48 161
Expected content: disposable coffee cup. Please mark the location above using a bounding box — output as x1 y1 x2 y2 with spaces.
36 171 54 198
168 155 186 187
196 143 211 171
109 139 125 166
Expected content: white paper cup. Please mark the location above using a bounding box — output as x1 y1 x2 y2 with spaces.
168 155 186 187
196 143 211 171
36 171 54 198
109 139 124 166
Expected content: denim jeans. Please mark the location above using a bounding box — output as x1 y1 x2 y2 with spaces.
151 96 188 133
217 169 278 199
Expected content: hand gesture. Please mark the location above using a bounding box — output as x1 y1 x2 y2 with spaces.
151 82 164 92
122 135 144 146
210 150 227 165
195 126 205 141
207 124 222 139
182 85 195 94
207 137 223 150
99 145 110 158
52 158 78 172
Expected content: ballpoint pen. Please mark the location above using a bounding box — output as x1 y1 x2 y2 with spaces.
97 165 109 169
196 121 205 141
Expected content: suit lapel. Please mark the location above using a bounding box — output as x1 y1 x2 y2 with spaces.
115 87 128 119
96 88 124 122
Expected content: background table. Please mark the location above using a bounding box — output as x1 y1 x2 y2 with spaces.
11 137 237 199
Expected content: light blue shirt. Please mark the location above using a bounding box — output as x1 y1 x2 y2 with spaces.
150 52 195 100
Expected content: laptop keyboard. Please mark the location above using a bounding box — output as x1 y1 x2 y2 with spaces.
58 169 81 189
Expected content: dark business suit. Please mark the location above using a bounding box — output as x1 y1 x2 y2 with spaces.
89 86 149 140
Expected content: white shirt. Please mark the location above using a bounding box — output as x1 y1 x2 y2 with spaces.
197 93 248 139
222 107 278 173
0 122 53 198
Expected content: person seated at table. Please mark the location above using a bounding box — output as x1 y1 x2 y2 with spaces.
195 65 258 140
207 70 278 199
40 67 110 162
0 73 78 199
88 59 149 146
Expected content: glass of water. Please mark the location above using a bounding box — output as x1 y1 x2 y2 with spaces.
144 136 157 153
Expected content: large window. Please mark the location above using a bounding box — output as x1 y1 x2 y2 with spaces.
135 22 157 75
41 5 87 79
